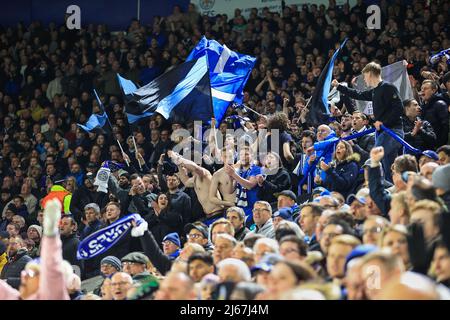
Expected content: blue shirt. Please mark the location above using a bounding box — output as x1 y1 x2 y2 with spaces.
237 164 262 217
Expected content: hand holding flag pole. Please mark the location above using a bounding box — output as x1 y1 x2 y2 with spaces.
132 135 142 170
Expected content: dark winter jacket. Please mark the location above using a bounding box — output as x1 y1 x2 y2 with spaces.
403 116 437 150
324 154 360 199
235 226 251 242
0 249 32 289
61 233 83 273
351 128 375 164
368 165 391 217
257 167 292 204
421 93 449 147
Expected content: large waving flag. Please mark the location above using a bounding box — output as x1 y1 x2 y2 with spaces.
118 55 213 124
187 37 256 125
77 111 108 133
307 38 348 126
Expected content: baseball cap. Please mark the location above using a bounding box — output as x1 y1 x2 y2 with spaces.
251 253 284 273
273 207 293 221
347 188 370 205
422 150 439 161
184 222 209 239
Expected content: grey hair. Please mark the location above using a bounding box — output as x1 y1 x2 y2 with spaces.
217 258 251 282
84 203 100 213
254 201 272 214
253 237 279 253
277 220 305 240
215 233 237 247
226 206 246 221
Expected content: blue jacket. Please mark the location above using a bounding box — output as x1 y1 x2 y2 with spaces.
323 154 360 199
302 131 338 184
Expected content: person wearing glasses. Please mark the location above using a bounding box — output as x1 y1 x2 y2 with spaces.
362 216 390 245
110 272 133 300
247 201 275 239
121 252 154 283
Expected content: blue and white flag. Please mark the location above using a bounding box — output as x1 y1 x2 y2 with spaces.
77 214 144 260
77 112 108 133
119 56 213 124
187 36 256 126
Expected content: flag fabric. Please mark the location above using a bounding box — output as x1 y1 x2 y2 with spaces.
187 36 256 125
77 111 108 133
119 55 213 124
307 38 348 126
354 61 414 115
77 214 144 260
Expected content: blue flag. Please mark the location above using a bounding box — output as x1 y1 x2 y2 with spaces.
307 39 348 126
118 55 213 124
77 112 108 133
187 36 256 125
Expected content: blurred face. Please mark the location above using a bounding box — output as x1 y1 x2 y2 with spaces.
405 100 421 118
111 273 132 300
163 240 179 255
317 126 330 141
410 209 439 242
157 274 192 300
239 149 252 166
433 247 450 282
388 199 407 225
122 261 145 276
226 211 244 231
277 195 294 209
320 224 343 255
27 228 40 241
85 208 98 223
299 206 318 236
254 243 276 264
361 260 395 300
420 83 435 102
59 217 75 236
187 229 207 246
19 268 40 299
188 259 214 283
345 261 365 300
101 264 117 277
167 176 180 191
7 225 19 237
335 142 347 161
118 175 129 188
213 237 234 263
279 241 303 261
438 152 450 165
211 224 232 244
382 231 409 267
268 263 298 297
7 238 23 256
362 219 384 245
327 243 353 279
131 177 145 194
105 204 120 222
252 203 271 226
420 163 438 181
101 278 113 300
352 113 366 131
350 200 367 220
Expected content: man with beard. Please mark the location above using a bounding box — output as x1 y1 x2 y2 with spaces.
0 236 32 288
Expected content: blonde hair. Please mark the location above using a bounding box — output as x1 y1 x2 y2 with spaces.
211 218 235 237
379 224 408 248
330 234 361 249
390 191 410 217
362 62 382 76
410 200 442 226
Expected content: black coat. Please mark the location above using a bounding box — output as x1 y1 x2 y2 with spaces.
403 116 436 151
257 168 292 204
421 93 449 147
324 155 360 199
352 129 375 164
69 186 109 225
61 233 83 273
0 249 32 289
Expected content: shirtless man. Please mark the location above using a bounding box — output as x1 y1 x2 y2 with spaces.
209 147 237 208
168 150 224 218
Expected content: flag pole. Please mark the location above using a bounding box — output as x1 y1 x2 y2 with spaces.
93 89 129 166
132 135 142 170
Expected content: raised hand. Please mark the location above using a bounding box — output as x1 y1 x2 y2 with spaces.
370 146 385 163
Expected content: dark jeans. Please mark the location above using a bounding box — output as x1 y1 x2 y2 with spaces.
375 129 404 183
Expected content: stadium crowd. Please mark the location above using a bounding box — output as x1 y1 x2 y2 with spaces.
1 0 450 300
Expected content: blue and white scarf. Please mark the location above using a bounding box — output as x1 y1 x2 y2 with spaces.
77 213 144 260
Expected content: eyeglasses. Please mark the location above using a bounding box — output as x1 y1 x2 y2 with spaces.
111 281 130 287
252 208 270 213
187 233 203 239
363 227 383 235
21 269 39 279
